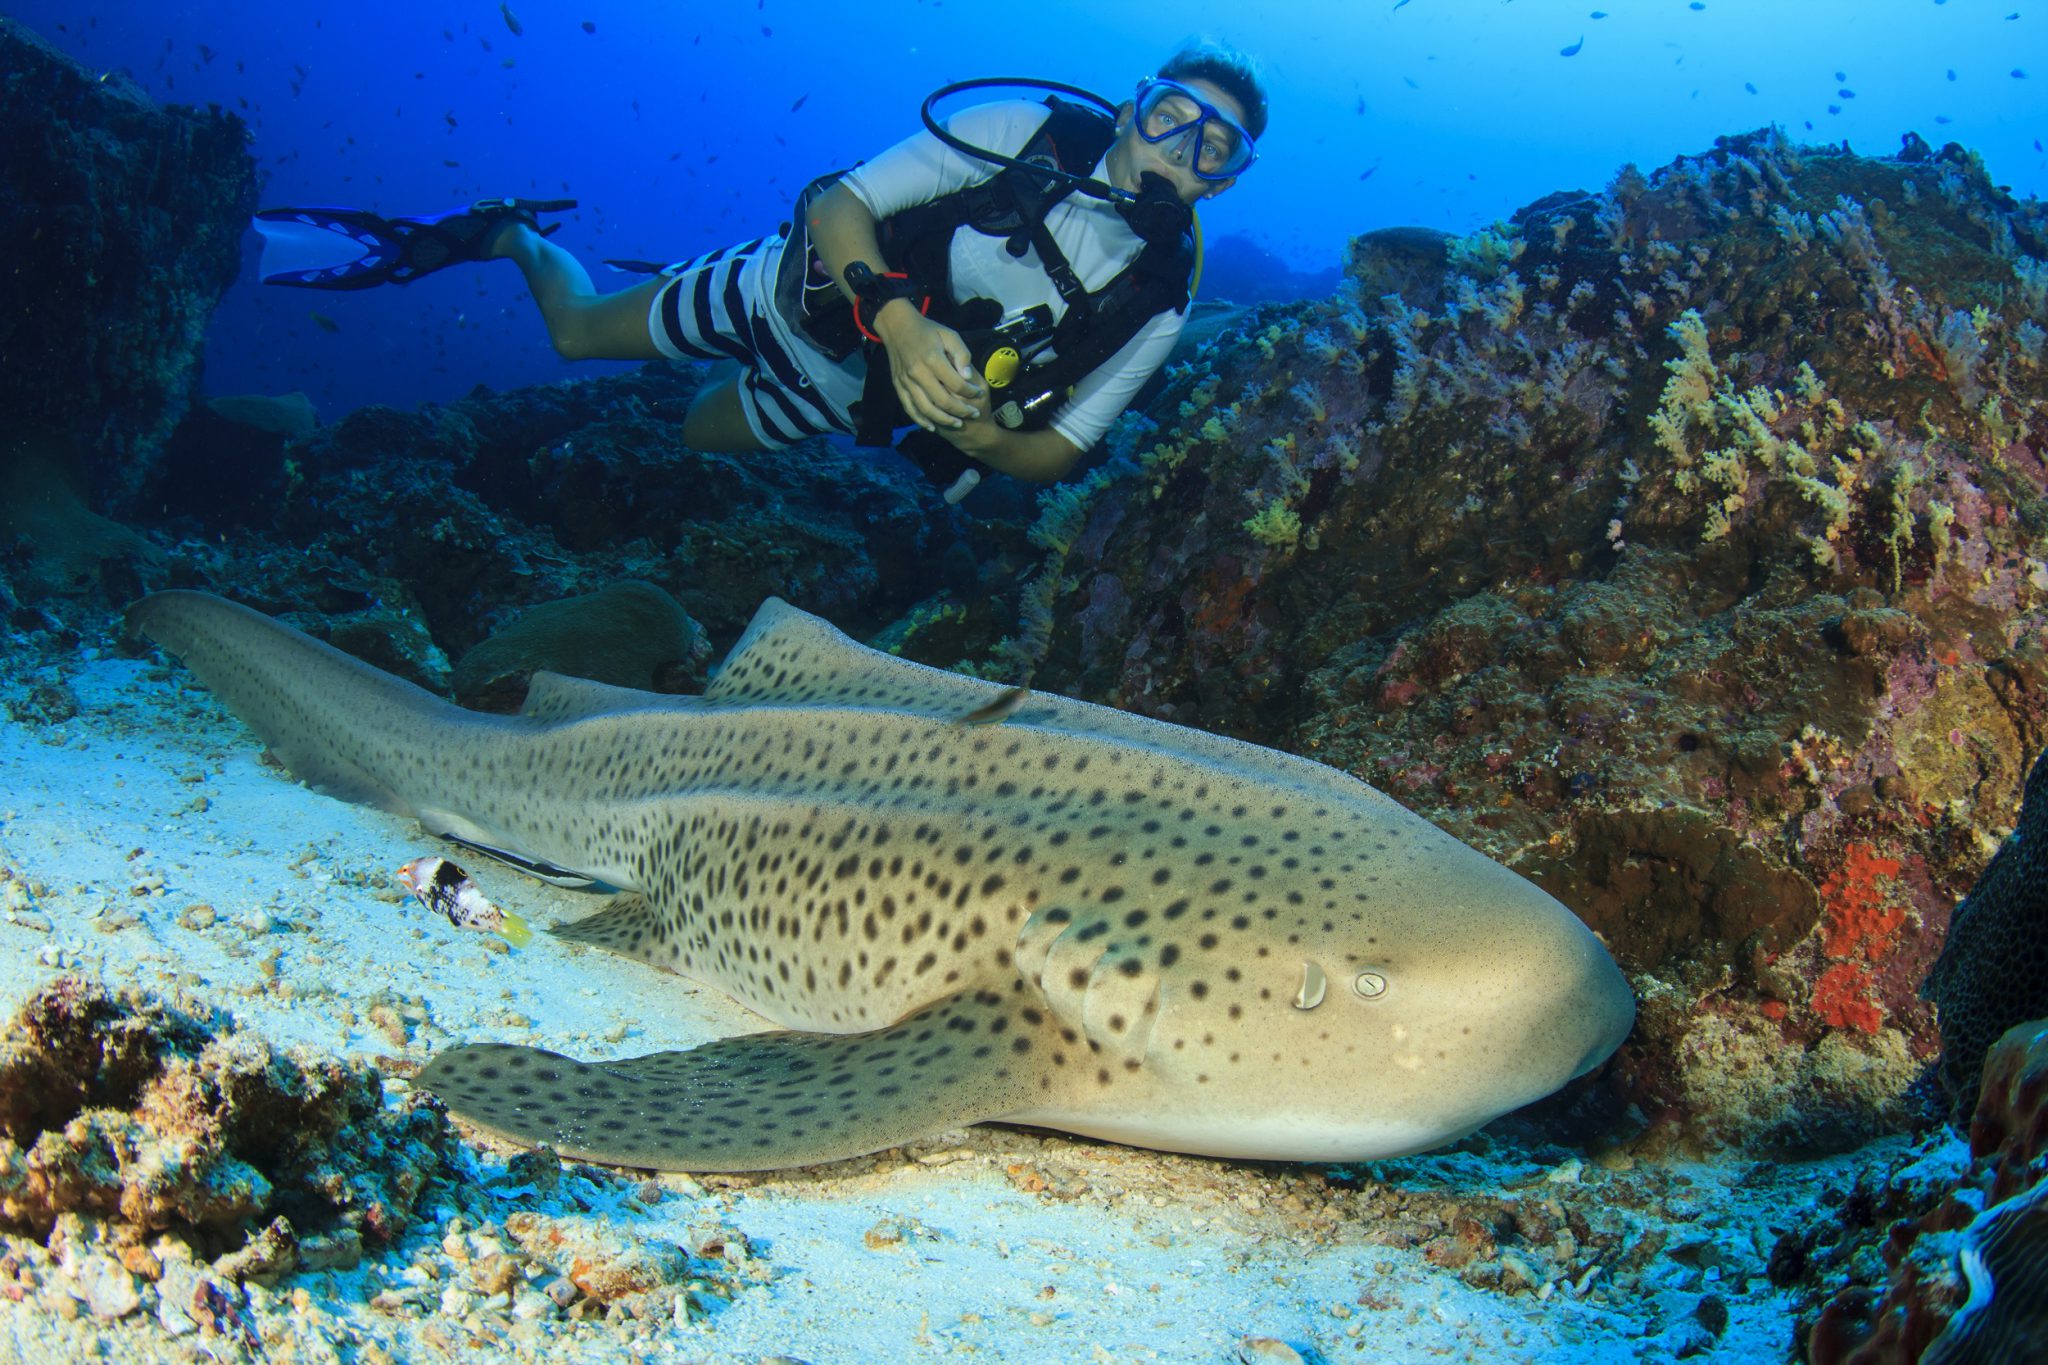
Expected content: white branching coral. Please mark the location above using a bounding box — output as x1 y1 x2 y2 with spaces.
1447 223 1526 279
1650 309 1720 474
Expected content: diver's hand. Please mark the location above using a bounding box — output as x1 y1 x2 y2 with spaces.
934 408 1002 459
873 304 985 431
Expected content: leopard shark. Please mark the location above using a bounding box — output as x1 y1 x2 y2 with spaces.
131 590 1634 1172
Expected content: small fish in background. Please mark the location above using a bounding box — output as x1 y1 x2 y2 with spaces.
1745 81 1758 94
955 685 1032 727
500 3 523 37
1560 35 1584 57
308 311 339 333
582 20 596 34
396 856 532 947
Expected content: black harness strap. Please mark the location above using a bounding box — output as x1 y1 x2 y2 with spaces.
783 97 1195 448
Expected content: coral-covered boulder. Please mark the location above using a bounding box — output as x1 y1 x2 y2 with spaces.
0 17 255 511
915 129 2048 1148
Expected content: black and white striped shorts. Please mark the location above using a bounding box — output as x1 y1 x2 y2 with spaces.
645 236 855 448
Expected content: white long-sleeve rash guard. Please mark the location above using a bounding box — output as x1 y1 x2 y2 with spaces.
764 100 1188 455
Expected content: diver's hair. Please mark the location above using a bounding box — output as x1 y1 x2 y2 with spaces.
1157 38 1269 141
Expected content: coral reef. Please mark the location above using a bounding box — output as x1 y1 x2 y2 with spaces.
907 128 2048 1150
1923 745 2048 1111
0 16 254 511
1803 1017 2048 1362
108 360 971 690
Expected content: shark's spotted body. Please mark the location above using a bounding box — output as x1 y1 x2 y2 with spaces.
132 591 1635 1172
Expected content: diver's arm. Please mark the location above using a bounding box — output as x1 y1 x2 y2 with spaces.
806 183 983 429
941 414 1084 484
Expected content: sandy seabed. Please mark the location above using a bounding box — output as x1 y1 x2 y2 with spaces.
0 651 1947 1364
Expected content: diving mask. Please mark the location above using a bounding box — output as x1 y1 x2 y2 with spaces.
1132 78 1257 181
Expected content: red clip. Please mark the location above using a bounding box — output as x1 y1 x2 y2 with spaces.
853 272 929 343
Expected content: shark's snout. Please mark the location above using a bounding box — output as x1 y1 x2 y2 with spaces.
1480 903 1636 1107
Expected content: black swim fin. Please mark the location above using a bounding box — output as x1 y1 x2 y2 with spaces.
252 197 576 290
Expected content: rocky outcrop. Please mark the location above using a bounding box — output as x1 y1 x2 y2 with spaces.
0 17 255 511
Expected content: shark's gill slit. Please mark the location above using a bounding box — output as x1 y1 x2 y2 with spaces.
1293 961 1327 1011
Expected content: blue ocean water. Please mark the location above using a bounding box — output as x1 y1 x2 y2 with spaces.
14 0 2044 418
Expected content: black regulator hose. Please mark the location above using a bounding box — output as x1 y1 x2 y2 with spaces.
918 78 1128 203
918 77 1195 247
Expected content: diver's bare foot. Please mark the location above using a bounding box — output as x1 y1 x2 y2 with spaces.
483 220 534 261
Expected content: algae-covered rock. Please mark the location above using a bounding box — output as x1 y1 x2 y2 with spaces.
452 580 709 710
0 438 165 602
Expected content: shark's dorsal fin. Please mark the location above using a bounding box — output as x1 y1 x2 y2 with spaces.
706 597 1012 711
708 600 1402 810
519 671 710 724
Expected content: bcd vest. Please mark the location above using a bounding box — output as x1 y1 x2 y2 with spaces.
774 97 1197 445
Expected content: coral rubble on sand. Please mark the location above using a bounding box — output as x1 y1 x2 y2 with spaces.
0 977 767 1352
917 128 2048 1152
0 976 449 1265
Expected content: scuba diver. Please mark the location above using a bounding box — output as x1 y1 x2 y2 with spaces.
253 41 1267 504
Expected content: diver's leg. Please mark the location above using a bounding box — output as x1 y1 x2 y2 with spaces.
488 223 664 362
681 371 771 452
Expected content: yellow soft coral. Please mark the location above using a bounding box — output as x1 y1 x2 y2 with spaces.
1243 500 1302 548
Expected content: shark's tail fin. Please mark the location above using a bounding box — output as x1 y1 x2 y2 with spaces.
128 591 486 817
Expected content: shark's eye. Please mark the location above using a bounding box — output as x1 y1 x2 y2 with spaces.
1353 971 1388 1000
1292 961 1327 1011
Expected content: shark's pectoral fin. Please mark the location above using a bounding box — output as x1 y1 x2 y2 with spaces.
549 892 671 965
416 988 1061 1172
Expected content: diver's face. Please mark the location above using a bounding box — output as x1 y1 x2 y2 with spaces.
1108 76 1247 204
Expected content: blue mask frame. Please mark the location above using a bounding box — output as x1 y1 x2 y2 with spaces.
1131 78 1257 181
